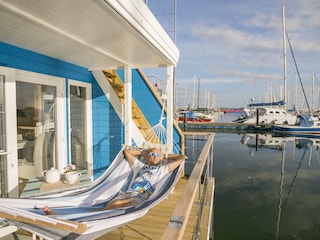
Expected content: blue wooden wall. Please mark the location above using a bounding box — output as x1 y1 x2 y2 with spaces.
0 42 123 179
0 42 181 181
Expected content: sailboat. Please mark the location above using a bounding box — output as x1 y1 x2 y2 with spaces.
234 6 297 125
272 114 320 137
177 76 217 123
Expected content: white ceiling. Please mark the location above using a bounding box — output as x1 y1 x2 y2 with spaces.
0 0 179 70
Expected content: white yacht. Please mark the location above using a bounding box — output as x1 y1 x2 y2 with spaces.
238 107 297 125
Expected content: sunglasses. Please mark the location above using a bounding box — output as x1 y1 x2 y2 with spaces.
148 152 162 157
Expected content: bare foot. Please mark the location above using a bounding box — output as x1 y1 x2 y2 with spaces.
44 206 54 215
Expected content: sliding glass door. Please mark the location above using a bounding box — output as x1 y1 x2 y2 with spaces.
15 71 66 180
16 82 57 178
0 67 93 197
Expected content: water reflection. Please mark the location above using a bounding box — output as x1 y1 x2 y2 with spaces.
241 134 320 240
241 133 320 163
241 134 286 151
184 134 207 176
213 133 320 240
242 134 320 240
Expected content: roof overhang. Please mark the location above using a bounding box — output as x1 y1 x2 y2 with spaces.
0 0 179 70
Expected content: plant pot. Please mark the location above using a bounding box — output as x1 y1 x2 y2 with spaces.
64 172 81 184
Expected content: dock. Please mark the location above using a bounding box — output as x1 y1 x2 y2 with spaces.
179 122 272 133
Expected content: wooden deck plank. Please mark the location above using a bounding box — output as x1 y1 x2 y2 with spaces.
97 177 197 239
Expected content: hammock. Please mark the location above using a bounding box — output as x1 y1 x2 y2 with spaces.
0 146 184 240
140 93 182 155
0 77 184 238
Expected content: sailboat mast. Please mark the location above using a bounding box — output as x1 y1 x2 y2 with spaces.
192 74 196 109
282 5 287 108
312 70 315 111
197 77 200 109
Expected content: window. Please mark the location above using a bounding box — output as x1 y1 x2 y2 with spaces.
68 81 92 177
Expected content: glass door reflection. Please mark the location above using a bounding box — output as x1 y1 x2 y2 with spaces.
16 81 56 179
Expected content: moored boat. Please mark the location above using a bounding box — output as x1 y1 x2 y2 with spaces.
177 110 216 123
272 115 320 137
234 107 297 125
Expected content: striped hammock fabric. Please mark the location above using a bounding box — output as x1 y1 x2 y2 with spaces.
0 146 184 240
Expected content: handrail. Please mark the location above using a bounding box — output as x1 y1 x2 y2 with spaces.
161 133 215 240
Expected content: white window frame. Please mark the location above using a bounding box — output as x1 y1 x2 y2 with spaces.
68 80 93 178
0 66 18 196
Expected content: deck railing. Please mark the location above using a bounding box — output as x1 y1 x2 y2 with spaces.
161 133 215 240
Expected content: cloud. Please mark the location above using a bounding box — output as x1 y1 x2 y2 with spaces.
148 0 320 108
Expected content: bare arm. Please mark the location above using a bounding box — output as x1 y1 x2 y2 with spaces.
166 154 186 172
123 149 147 166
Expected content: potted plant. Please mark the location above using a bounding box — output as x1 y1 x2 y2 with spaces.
64 164 81 184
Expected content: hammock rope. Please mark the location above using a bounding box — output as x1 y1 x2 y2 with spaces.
141 85 181 154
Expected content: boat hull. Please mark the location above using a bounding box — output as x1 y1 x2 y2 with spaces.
177 117 212 123
272 125 320 136
234 107 297 125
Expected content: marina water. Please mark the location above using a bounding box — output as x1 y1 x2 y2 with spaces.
185 113 320 240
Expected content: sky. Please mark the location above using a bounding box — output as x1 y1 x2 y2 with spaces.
144 0 320 109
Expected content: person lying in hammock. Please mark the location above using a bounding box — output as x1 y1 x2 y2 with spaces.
103 147 185 210
44 147 185 214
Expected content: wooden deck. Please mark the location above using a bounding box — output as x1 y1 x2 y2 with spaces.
98 133 215 240
10 133 214 240
97 177 197 240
